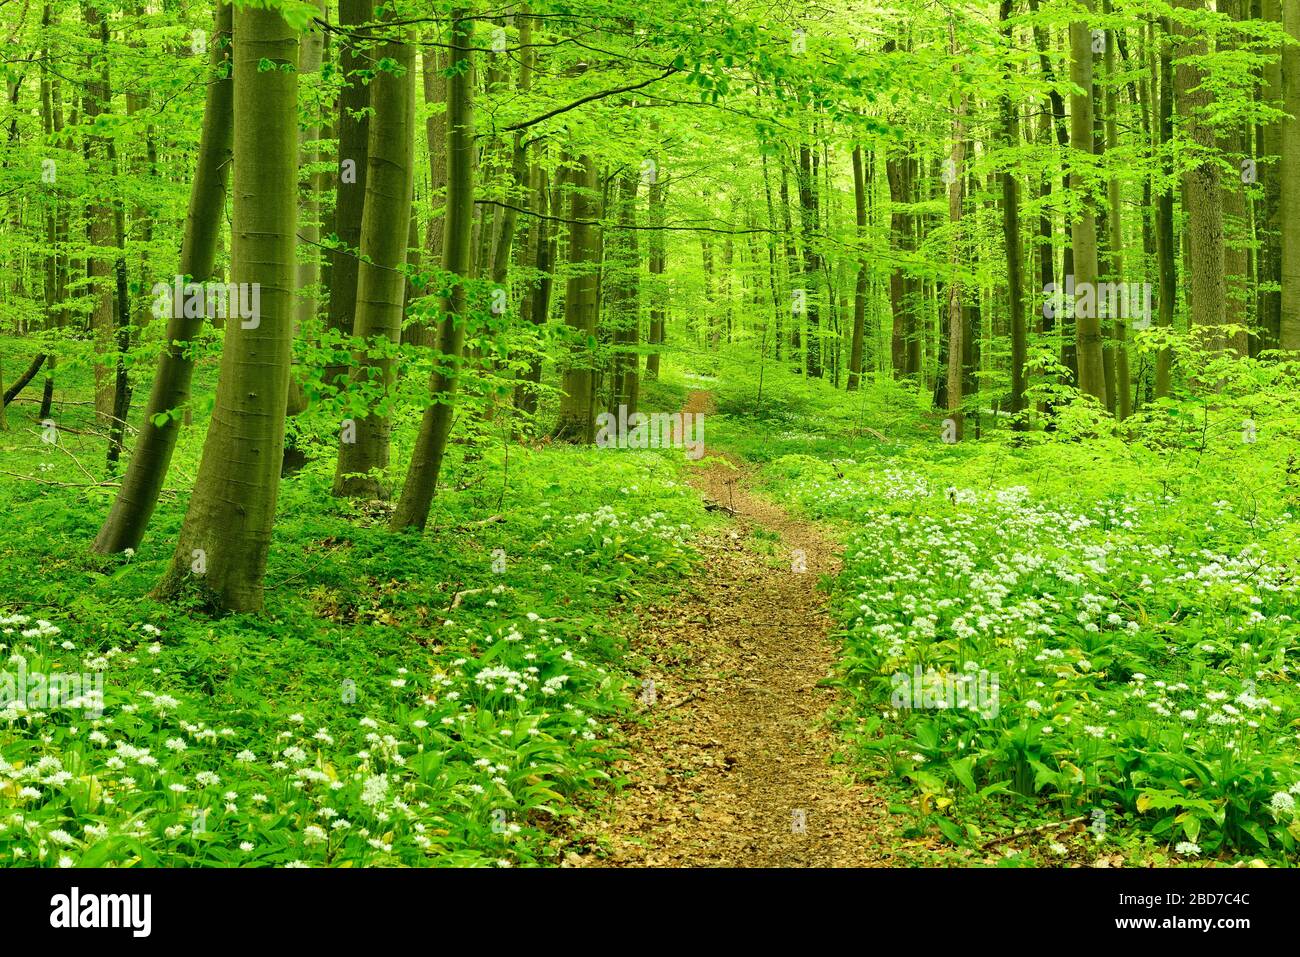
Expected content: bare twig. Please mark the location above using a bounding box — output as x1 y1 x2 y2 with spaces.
980 815 1089 849
0 470 179 496
455 514 504 530
450 587 485 610
24 429 100 484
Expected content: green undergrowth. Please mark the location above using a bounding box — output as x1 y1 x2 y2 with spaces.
738 354 1300 867
0 341 714 866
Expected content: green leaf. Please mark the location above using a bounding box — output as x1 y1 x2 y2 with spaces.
935 816 965 844
949 756 977 793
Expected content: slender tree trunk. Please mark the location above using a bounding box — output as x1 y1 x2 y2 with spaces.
906 158 923 377
515 159 551 413
93 3 234 554
1103 0 1131 418
796 144 823 377
286 1 325 422
760 151 782 363
1259 0 1283 352
107 180 131 467
1001 0 1028 423
333 23 416 498
886 147 910 379
83 1 117 426
1071 9 1108 404
847 144 868 390
779 159 801 367
1154 14 1177 396
945 27 967 438
607 167 640 414
40 3 58 334
1220 0 1251 357
483 15 532 298
554 154 601 440
1281 0 1300 349
1028 0 1075 387
646 157 667 379
390 9 475 532
406 42 447 349
39 3 62 420
722 206 735 346
324 0 372 387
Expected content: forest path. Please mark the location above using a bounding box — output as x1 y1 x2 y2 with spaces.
577 390 899 866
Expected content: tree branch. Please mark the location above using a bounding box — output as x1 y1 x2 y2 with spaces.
472 198 782 236
3 354 47 407
500 68 677 133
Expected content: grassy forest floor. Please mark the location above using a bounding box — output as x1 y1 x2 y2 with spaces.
2 334 1299 867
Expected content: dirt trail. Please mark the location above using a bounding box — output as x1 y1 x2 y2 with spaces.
578 390 898 866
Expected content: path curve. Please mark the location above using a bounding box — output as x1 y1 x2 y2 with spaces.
578 390 898 867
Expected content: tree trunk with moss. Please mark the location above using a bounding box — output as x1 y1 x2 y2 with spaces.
153 4 298 612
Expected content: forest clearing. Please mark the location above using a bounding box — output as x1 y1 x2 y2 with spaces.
0 0 1297 914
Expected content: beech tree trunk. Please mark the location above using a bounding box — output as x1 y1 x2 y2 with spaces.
1174 0 1227 349
390 9 476 532
515 157 552 414
333 23 417 499
1103 0 1131 418
607 166 641 415
1154 14 1177 396
324 0 372 386
1070 9 1108 404
153 3 299 612
554 154 600 441
1258 0 1283 352
93 3 234 554
945 26 967 438
796 144 824 377
83 1 118 427
646 152 667 379
1000 0 1028 423
286 1 325 423
1281 0 1300 349
847 144 868 390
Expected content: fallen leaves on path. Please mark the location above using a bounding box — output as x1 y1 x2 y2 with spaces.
575 390 900 867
